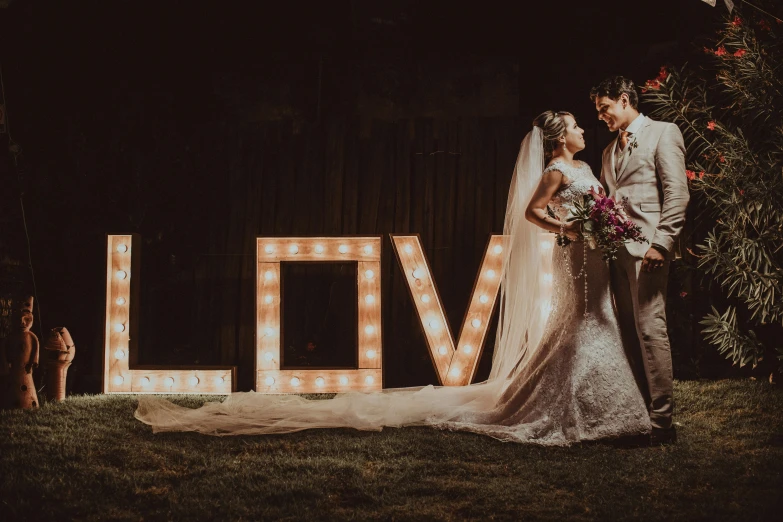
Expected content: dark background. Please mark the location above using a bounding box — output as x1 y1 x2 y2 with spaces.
0 0 724 392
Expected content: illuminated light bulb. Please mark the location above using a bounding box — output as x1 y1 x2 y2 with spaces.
140 376 150 387
113 375 124 385
290 377 301 387
264 327 275 337
542 273 553 284
364 269 375 280
115 270 127 280
264 295 273 304
264 244 275 254
421 294 431 303
264 270 274 281
486 269 496 279
289 244 299 254
463 344 473 354
450 367 461 377
114 323 125 333
315 377 325 387
265 376 276 386
471 318 482 329
339 376 349 385
438 345 448 356
215 376 225 385
363 245 373 254
479 294 489 304
366 349 376 359
365 375 375 385
164 377 174 387
404 244 413 254
493 245 503 255
115 297 126 306
364 294 375 304
314 244 324 254
540 240 553 251
116 244 128 253
412 268 424 279
364 325 375 335
338 244 348 254
428 319 441 331
114 349 125 360
188 376 199 387
264 351 274 362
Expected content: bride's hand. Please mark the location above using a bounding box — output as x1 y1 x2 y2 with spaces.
562 221 582 241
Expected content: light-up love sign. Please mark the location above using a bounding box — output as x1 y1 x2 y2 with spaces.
103 233 555 394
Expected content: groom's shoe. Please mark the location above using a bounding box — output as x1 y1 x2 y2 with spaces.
650 426 677 446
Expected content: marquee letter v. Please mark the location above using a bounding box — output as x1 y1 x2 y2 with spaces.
390 234 509 386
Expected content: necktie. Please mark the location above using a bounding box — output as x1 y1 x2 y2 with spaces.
619 130 630 150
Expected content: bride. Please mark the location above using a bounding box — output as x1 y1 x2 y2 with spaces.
135 111 651 445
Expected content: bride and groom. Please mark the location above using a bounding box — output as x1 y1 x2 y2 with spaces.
135 76 689 446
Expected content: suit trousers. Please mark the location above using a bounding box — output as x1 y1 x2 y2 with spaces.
609 246 674 430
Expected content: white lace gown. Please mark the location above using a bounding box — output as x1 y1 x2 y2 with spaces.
135 159 651 445
436 160 651 444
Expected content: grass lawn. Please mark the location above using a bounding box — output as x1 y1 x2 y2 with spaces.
1 379 782 521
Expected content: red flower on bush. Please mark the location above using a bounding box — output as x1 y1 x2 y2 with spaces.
731 16 742 27
642 79 661 93
707 121 716 130
686 170 696 181
699 171 705 180
714 46 728 57
734 49 747 58
759 19 771 31
739 189 745 195
719 155 726 163
680 291 688 298
656 66 669 82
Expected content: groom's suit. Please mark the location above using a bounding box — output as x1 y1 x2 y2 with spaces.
600 114 689 430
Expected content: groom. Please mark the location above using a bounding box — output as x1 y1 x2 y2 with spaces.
590 76 689 445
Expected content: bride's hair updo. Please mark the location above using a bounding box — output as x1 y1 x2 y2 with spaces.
532 110 573 159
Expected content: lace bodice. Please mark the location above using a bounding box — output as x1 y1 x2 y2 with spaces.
546 160 601 220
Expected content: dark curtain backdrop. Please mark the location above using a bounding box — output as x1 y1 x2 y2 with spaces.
136 116 527 391
0 0 719 392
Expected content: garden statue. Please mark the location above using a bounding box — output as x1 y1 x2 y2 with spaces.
1 296 39 409
43 327 75 402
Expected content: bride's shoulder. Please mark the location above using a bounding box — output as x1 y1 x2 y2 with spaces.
543 160 566 174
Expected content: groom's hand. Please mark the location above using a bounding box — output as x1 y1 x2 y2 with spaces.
641 246 666 272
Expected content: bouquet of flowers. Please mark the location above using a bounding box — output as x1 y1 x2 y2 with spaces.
557 187 648 261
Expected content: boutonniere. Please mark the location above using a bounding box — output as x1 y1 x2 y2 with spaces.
628 135 639 154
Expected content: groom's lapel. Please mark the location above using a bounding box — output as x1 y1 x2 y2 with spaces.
604 138 618 193
616 117 652 184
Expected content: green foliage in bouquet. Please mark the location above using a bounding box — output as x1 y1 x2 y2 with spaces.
641 4 783 373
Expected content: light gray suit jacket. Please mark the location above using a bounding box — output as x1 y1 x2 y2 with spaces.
600 116 690 258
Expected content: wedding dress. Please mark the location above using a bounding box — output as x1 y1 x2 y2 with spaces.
135 130 651 445
437 160 651 443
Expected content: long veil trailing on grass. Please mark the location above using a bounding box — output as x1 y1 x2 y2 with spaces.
135 128 551 441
